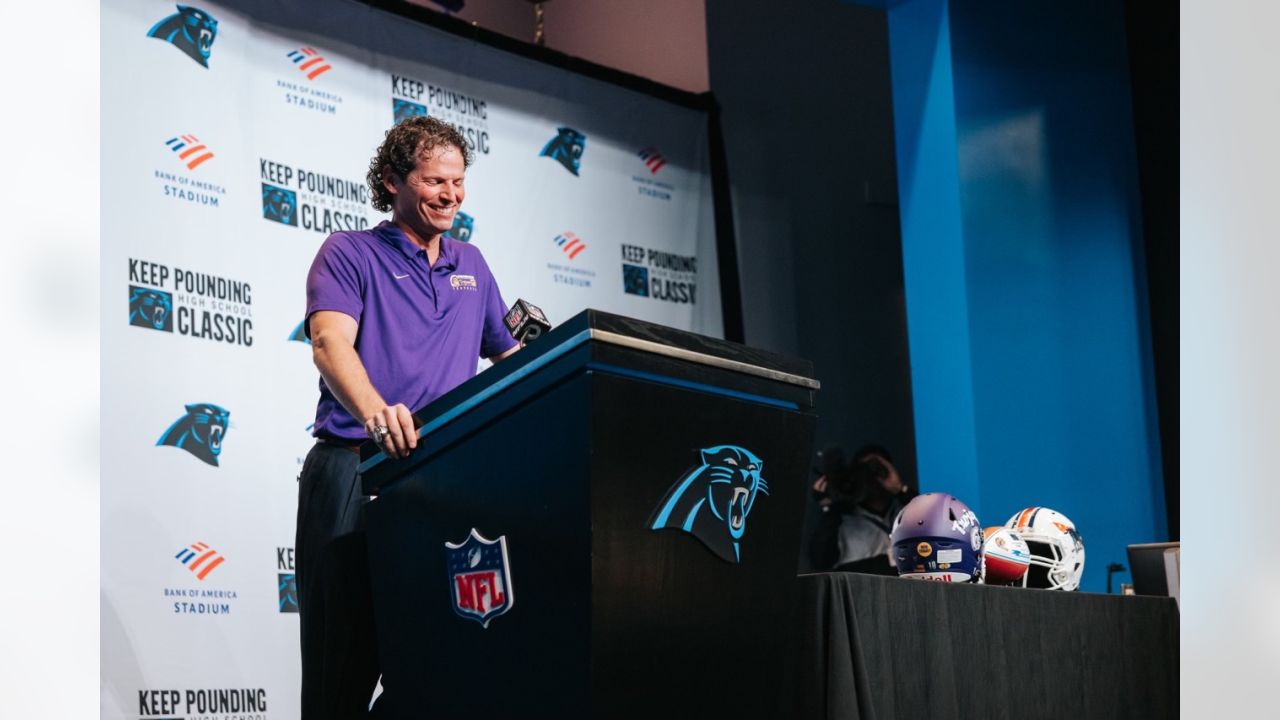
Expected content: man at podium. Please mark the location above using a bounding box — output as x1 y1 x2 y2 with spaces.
296 116 518 718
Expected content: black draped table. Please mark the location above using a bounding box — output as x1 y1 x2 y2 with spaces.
784 572 1179 720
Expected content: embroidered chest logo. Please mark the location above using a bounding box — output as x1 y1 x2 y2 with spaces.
449 274 478 290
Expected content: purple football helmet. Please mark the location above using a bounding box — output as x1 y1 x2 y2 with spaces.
889 493 983 583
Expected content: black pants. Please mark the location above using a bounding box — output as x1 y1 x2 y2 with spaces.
296 441 381 720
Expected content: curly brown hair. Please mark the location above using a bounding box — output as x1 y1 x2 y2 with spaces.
367 116 474 212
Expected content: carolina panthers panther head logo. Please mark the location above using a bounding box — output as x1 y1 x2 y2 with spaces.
129 287 173 332
262 184 297 227
146 5 218 68
157 403 230 467
648 445 768 563
623 265 649 297
393 99 428 125
288 320 310 344
539 127 586 176
446 212 474 243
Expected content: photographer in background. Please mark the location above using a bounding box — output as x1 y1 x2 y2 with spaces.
808 444 916 574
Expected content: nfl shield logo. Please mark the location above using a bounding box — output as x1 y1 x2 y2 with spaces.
445 529 514 628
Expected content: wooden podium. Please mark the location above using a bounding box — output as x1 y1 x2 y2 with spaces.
359 310 818 717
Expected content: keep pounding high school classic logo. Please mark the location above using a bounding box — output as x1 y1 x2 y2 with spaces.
621 244 697 304
648 445 769 563
127 258 253 346
390 74 492 156
146 5 218 68
157 403 230 467
540 127 586 176
445 529 514 628
260 158 369 233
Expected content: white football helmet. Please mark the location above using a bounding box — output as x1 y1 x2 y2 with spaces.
1004 507 1084 591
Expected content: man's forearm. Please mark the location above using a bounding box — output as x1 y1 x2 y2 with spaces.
312 334 387 426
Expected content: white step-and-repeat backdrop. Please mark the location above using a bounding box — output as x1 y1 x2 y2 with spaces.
102 1 720 717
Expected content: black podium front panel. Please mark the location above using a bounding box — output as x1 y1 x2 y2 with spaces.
365 374 595 716
588 372 814 714
364 368 815 716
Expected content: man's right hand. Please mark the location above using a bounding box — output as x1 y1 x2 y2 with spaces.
365 404 417 460
310 310 419 460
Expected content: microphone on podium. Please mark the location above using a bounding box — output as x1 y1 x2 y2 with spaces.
503 298 551 346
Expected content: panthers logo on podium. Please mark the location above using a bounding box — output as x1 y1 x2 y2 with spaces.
146 5 218 68
157 403 230 467
539 127 586 176
649 445 769 563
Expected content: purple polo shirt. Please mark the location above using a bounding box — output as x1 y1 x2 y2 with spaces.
306 220 517 441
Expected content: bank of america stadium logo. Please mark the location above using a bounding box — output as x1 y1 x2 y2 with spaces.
540 127 586 176
157 403 230 467
129 286 174 332
165 135 214 171
262 183 298 227
446 212 474 243
286 47 333 80
445 529 514 628
146 5 218 68
553 232 587 260
175 541 225 580
393 98 428 125
638 147 667 174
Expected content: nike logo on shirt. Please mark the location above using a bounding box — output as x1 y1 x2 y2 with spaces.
393 273 410 280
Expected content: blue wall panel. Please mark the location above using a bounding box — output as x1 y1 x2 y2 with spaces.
885 0 983 515
886 0 1165 591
